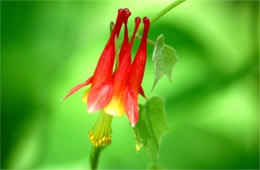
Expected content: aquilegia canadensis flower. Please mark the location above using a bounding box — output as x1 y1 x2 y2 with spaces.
63 8 150 144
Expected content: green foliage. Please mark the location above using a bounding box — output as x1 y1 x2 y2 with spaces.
152 34 178 90
134 96 169 165
2 1 258 169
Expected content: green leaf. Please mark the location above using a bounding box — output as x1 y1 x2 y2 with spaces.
134 96 169 165
152 34 178 90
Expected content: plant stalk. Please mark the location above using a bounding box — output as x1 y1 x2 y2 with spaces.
135 35 156 46
138 0 186 35
90 146 103 170
150 0 186 24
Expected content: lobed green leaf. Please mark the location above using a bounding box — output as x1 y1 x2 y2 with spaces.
152 34 178 90
134 96 169 165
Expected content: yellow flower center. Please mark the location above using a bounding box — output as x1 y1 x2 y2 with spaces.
104 96 125 116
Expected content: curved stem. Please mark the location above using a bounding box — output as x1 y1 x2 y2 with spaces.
135 35 156 46
150 0 186 25
137 0 186 45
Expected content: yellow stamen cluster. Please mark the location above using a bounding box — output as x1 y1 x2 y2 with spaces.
88 111 113 147
88 130 111 147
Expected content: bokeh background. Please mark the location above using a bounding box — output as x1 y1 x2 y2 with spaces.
1 0 259 169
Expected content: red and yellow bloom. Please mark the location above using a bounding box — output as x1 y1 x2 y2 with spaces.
63 8 150 127
62 9 125 112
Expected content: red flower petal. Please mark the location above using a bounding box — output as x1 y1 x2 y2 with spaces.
128 17 150 91
104 15 142 116
139 86 146 99
130 17 141 48
91 9 124 84
118 8 131 65
62 76 93 101
87 82 113 113
124 17 150 126
87 9 125 112
124 88 139 127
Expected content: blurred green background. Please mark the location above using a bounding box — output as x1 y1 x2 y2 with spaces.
1 0 259 169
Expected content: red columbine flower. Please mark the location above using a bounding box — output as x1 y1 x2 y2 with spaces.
104 11 140 116
63 8 150 127
62 9 125 112
105 16 150 127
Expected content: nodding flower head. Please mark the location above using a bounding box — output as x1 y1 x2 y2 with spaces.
63 9 150 128
104 17 142 117
62 8 125 112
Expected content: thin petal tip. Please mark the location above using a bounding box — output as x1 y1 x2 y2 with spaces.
61 95 69 102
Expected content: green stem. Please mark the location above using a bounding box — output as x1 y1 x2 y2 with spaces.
110 21 114 33
150 0 186 25
135 34 156 46
111 21 121 70
90 146 103 170
138 0 186 34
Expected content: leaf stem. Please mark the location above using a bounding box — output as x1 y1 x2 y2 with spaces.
135 35 156 46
